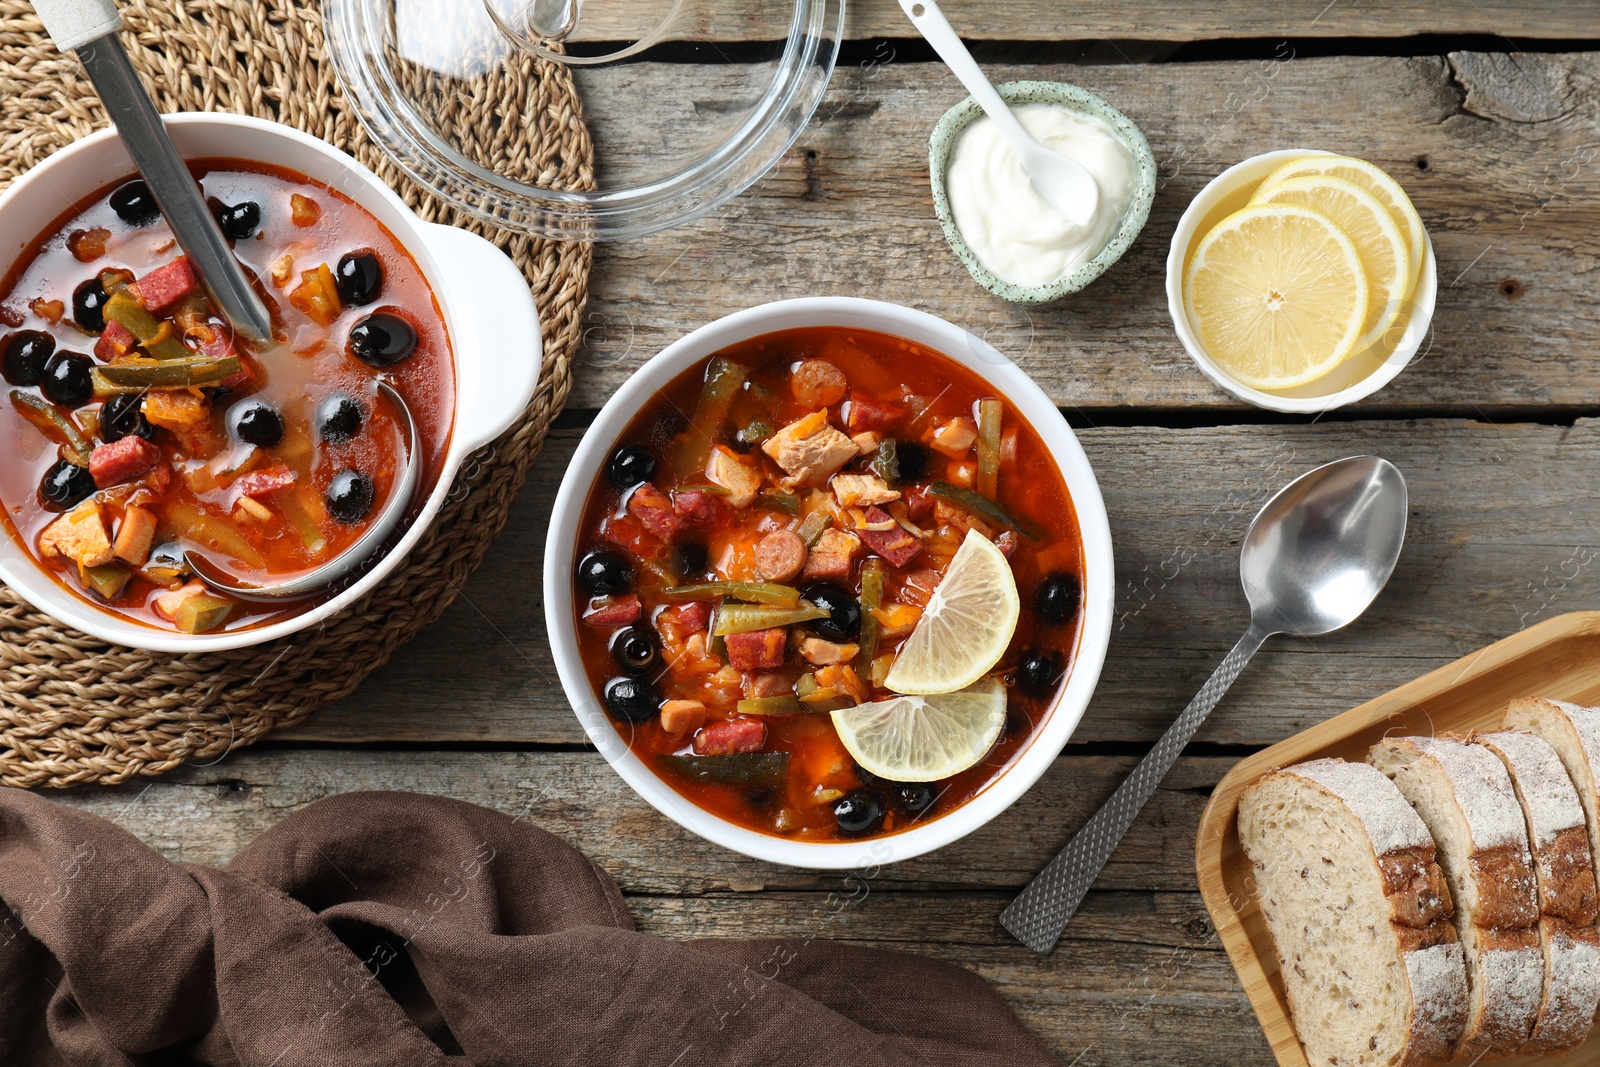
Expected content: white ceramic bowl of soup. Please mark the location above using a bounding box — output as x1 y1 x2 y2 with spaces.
544 297 1114 869
0 114 540 653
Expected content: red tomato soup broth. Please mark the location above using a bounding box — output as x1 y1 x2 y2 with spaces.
0 159 453 634
573 327 1085 843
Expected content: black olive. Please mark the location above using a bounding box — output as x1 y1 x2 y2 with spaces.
230 400 284 447
673 541 709 579
833 791 884 835
606 444 657 491
896 440 928 482
897 783 937 814
802 582 860 642
1034 572 1081 624
41 351 93 408
1015 650 1063 698
100 392 155 442
318 393 363 443
210 199 261 241
604 676 660 723
577 548 633 596
39 459 95 511
2 331 54 386
346 312 417 367
325 470 374 523
110 180 160 226
334 251 383 307
611 625 661 676
72 278 109 334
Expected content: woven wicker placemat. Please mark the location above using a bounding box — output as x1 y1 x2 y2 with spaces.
0 0 594 788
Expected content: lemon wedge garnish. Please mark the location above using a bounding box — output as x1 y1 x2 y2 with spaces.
1184 203 1369 391
831 678 1007 783
1251 174 1411 354
883 530 1019 695
1257 155 1425 292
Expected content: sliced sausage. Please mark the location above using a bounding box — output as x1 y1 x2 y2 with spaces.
790 359 847 408
693 718 767 756
754 529 807 583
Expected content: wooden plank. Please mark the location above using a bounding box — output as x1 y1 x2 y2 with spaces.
286 417 1600 748
576 52 1600 412
582 0 1597 44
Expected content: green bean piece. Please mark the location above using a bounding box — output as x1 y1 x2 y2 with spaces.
871 438 899 485
82 563 132 601
759 489 800 515
659 752 790 787
927 481 1044 540
976 398 1003 498
736 695 805 716
92 355 241 394
11 390 93 464
668 356 749 480
857 558 884 666
661 581 800 607
712 602 828 635
796 509 832 546
102 290 188 360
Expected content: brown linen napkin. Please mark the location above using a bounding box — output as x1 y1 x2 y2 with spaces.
0 789 1056 1066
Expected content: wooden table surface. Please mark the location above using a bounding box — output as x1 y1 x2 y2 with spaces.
45 4 1600 1063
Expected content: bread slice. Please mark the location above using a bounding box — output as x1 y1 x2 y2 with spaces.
1238 758 1466 1067
1503 698 1600 874
1368 736 1543 1062
1475 729 1600 1053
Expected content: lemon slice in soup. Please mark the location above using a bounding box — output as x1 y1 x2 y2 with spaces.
883 529 1020 696
831 678 1008 783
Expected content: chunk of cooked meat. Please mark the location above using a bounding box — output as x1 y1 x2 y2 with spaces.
89 436 161 488
39 500 114 568
660 699 708 738
704 445 763 508
790 359 847 408
856 506 923 568
743 672 794 699
799 637 859 665
846 392 904 433
693 718 767 756
761 411 858 489
583 594 642 631
112 505 157 566
931 417 978 457
138 257 199 314
627 482 684 541
754 529 807 583
830 473 899 508
725 627 787 670
802 527 861 582
672 488 720 525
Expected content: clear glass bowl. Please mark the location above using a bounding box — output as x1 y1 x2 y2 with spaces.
325 0 844 241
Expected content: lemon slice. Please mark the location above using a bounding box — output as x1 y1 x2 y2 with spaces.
1184 204 1369 391
1257 155 1425 291
1251 175 1411 354
883 529 1019 695
831 678 1007 782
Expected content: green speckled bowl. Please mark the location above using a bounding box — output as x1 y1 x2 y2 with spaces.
929 80 1156 305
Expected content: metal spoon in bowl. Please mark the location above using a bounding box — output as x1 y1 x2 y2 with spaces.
1000 456 1410 954
31 0 273 345
898 0 1100 227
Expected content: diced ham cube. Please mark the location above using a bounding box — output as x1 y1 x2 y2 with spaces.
846 393 904 433
89 436 161 488
38 500 114 568
799 637 858 665
664 600 713 636
802 527 861 582
234 465 297 499
831 473 899 508
754 529 807 583
931 417 978 458
583 594 642 631
904 485 934 521
112 505 157 566
856 506 923 568
744 672 794 699
138 257 199 314
705 445 763 508
627 483 684 542
692 718 767 756
660 699 708 738
673 488 719 525
761 411 858 489
94 320 137 361
725 628 787 670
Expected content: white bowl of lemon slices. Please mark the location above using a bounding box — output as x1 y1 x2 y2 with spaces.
1166 150 1436 413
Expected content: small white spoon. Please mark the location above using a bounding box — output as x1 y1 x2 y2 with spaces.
899 0 1100 227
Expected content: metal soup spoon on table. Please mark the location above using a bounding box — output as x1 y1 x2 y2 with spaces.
1000 455 1410 954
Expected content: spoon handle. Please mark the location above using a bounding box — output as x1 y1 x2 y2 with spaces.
895 0 1035 155
1000 624 1270 954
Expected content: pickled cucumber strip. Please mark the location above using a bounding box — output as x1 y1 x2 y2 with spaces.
160 501 266 569
871 438 899 484
175 594 232 634
92 355 240 394
736 695 804 716
81 563 132 601
659 752 789 787
975 398 1003 498
759 489 800 515
857 558 884 666
661 581 800 607
712 602 827 635
11 390 92 464
668 357 749 480
927 481 1043 540
102 290 188 360
796 509 832 546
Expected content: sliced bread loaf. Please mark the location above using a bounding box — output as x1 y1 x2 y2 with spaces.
1368 736 1543 1062
1503 698 1600 872
1238 757 1466 1067
1476 729 1600 1053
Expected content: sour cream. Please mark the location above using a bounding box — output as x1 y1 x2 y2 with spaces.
946 104 1136 287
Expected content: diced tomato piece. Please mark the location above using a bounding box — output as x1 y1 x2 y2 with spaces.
673 488 719 525
234 465 297 499
846 392 904 433
627 483 684 541
857 506 923 568
89 436 161 488
664 600 713 635
904 485 934 521
583 594 642 631
138 257 199 314
94 319 137 361
725 627 787 670
692 718 767 756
